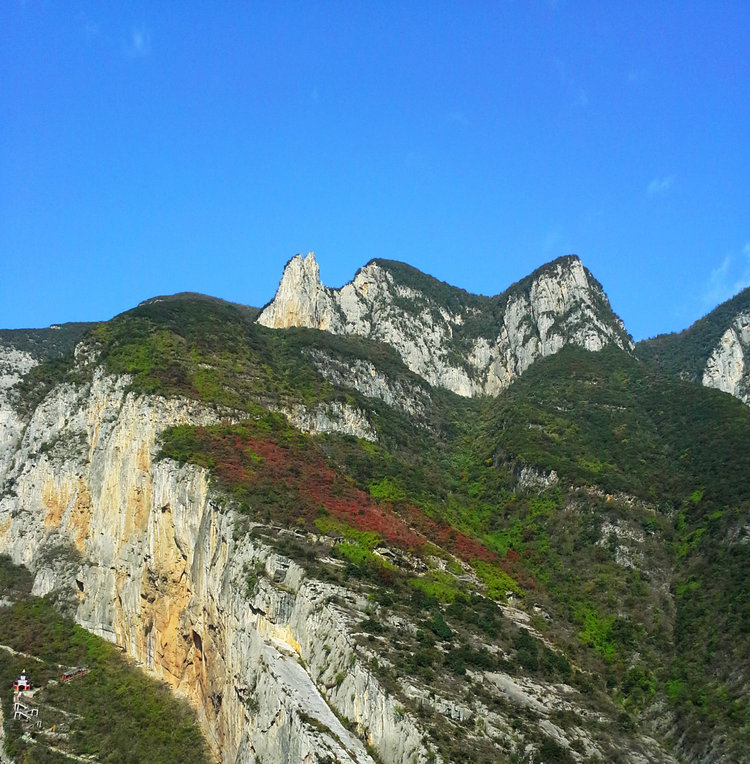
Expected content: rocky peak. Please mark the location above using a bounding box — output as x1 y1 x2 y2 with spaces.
258 253 633 397
258 252 335 330
637 286 750 405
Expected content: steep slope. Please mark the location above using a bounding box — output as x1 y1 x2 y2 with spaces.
2 262 750 763
637 286 750 403
0 291 679 764
258 253 633 396
480 346 750 762
0 559 210 764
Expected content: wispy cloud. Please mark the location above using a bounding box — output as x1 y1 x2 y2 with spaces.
124 27 151 58
446 111 469 125
554 58 588 108
701 243 750 309
647 175 674 196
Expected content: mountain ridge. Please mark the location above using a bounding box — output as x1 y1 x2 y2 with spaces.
257 252 633 397
638 284 750 403
1 254 750 761
5 254 750 409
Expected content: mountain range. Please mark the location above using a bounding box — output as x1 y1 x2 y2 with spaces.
1 253 749 763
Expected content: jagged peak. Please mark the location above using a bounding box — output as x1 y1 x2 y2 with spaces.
257 251 331 330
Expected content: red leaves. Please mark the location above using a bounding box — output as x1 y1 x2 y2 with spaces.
194 427 425 550
398 504 497 563
193 425 501 566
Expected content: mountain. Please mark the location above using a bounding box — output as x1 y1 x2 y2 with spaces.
0 256 749 763
638 286 750 404
0 555 210 763
258 253 633 396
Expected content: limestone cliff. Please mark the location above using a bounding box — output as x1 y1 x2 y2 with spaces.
0 355 436 764
258 253 633 397
0 343 677 763
701 311 750 402
637 286 750 406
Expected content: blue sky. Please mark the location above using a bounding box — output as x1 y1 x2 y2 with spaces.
1 1 748 340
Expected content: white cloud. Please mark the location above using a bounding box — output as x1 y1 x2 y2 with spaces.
701 244 750 309
553 58 588 109
125 27 151 58
647 175 674 196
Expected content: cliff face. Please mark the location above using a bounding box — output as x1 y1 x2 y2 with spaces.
5 254 744 763
258 253 633 397
701 311 750 402
637 287 750 406
0 360 435 764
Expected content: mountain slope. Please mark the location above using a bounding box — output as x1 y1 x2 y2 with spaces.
0 556 210 764
638 286 750 403
258 253 633 396
1 258 749 762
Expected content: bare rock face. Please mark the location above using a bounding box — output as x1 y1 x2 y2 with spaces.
281 400 377 441
258 253 633 397
0 365 437 764
258 252 338 331
0 344 37 480
702 312 750 402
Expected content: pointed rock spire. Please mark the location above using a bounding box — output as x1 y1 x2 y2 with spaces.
257 252 336 330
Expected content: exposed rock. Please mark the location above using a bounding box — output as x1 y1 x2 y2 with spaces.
0 344 37 481
514 465 559 491
596 519 645 569
258 253 633 397
0 366 436 764
303 349 432 423
281 401 376 441
702 312 750 402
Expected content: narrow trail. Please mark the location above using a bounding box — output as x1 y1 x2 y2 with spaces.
0 642 66 669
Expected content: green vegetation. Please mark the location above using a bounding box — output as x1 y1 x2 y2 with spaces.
0 594 209 764
9 280 750 760
637 283 750 380
89 291 425 413
0 323 95 361
485 344 750 509
0 554 33 599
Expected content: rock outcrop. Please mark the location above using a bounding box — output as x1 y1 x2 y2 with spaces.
701 312 750 402
258 253 633 397
637 289 750 407
0 361 436 764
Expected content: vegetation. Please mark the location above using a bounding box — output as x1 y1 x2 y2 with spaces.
7 278 750 760
0 591 210 763
637 283 750 380
140 297 750 758
0 555 33 599
0 323 95 361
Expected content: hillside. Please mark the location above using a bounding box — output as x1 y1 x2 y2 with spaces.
0 324 96 362
0 556 210 763
638 285 750 403
1 257 749 762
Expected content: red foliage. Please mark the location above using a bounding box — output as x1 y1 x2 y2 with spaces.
196 428 426 551
397 504 497 563
194 426 524 575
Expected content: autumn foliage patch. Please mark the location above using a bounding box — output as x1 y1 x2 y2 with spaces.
162 421 506 567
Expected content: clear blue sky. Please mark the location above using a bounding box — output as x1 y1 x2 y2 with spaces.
2 1 748 340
